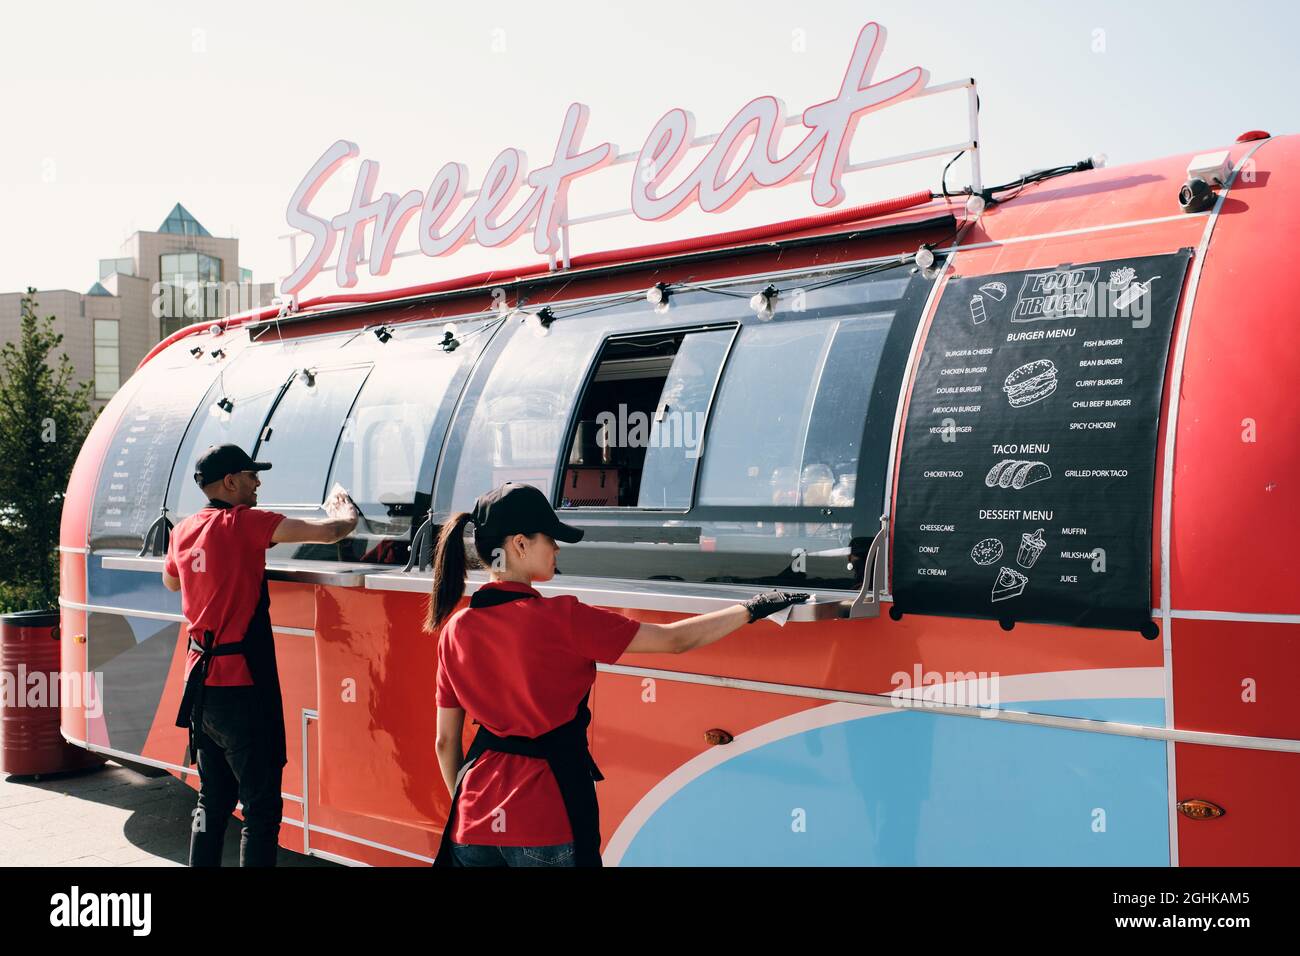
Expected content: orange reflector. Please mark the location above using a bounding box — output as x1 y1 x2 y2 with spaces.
1176 798 1225 820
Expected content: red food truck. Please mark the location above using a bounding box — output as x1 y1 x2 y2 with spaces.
55 24 1299 864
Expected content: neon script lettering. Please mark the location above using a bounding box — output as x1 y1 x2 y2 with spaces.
283 22 927 296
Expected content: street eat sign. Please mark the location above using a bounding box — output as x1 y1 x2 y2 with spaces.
281 22 929 296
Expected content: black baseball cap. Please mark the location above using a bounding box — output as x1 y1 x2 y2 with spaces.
472 482 584 543
193 443 272 488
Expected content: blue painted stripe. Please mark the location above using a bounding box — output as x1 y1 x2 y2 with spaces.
619 698 1168 866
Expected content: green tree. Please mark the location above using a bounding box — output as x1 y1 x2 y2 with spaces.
0 288 95 612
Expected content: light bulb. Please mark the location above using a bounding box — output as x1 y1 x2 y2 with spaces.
527 312 551 338
915 245 935 270
1090 152 1108 169
965 193 986 217
646 284 666 305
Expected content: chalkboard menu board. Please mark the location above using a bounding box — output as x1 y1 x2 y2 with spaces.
89 363 221 550
892 251 1191 634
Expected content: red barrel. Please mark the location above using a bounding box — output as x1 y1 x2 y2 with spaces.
0 610 101 776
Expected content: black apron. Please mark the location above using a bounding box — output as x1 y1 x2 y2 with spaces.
434 587 605 867
174 498 288 769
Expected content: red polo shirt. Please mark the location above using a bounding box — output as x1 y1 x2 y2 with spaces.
164 504 285 686
436 580 640 846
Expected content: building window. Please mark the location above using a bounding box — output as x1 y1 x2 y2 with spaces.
159 251 224 325
99 257 135 279
94 319 120 399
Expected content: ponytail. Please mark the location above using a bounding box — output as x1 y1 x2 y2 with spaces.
426 510 509 633
427 512 474 632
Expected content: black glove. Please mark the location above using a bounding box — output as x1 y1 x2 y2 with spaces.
741 590 810 623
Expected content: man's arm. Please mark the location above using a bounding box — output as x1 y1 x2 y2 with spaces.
270 488 359 545
272 515 357 545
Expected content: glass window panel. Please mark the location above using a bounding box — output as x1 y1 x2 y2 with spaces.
635 329 732 509
94 319 119 345
253 365 371 506
179 252 198 274
442 313 633 515
169 350 292 518
697 319 833 506
328 333 472 537
697 314 893 507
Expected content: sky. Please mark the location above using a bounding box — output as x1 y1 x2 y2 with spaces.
3 0 1297 298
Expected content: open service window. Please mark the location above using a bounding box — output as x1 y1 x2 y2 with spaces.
559 326 735 510
551 262 934 590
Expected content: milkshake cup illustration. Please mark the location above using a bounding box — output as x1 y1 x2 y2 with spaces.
969 293 987 325
1017 528 1046 568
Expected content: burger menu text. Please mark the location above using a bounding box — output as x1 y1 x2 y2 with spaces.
892 251 1191 632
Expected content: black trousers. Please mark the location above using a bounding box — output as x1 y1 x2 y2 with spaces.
188 686 284 867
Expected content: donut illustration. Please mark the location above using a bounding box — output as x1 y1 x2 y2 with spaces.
971 538 1004 566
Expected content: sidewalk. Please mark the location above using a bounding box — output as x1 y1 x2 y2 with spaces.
0 759 337 867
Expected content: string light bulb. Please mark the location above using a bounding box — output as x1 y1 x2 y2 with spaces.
526 307 556 337
646 283 671 314
440 323 460 352
749 284 777 321
373 325 393 344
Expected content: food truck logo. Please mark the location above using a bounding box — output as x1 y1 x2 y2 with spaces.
281 21 930 296
1012 268 1100 322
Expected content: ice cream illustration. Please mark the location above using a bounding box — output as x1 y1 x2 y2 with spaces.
1017 528 1046 569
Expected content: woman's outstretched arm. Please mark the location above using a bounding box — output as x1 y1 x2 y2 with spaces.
624 590 808 655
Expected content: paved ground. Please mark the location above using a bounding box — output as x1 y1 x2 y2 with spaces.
0 759 338 867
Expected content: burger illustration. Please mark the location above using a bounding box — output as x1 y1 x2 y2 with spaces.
1003 359 1058 408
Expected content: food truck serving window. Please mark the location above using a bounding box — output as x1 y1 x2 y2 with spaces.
560 327 734 509
434 262 930 591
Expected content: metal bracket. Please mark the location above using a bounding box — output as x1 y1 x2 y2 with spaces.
847 513 889 619
138 507 173 558
403 510 436 572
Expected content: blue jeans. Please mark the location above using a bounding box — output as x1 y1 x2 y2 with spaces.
450 840 576 867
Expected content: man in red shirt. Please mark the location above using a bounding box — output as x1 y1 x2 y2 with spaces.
162 443 357 866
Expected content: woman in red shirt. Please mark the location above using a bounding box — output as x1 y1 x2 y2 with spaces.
428 481 807 867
